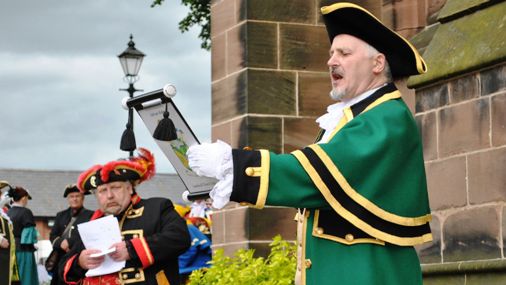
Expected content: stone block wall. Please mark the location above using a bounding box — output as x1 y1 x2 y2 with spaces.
210 0 333 254
407 0 506 281
415 64 506 283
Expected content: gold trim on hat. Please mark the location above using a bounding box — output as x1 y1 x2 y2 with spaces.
321 2 427 75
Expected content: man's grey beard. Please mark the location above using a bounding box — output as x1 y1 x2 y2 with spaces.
329 88 346 101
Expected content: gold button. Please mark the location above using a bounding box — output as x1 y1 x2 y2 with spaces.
315 227 324 235
345 234 354 242
122 274 128 279
135 273 140 279
245 167 254 176
305 259 312 269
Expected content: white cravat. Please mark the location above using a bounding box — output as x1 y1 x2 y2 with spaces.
316 85 386 143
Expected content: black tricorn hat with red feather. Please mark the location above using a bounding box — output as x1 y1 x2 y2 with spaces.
77 148 155 192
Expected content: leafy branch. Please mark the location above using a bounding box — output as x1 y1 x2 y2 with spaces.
151 0 211 50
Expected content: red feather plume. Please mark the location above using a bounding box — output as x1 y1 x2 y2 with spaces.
132 147 156 182
100 160 144 183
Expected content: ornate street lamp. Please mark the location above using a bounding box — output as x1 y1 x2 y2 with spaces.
118 34 145 156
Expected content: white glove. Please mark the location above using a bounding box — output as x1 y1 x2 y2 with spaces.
187 140 232 179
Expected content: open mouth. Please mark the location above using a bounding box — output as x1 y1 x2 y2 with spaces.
332 73 343 81
330 67 343 81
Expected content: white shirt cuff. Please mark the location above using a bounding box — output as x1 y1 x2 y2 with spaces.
210 147 234 209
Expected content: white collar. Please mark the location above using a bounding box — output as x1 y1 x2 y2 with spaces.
316 84 386 143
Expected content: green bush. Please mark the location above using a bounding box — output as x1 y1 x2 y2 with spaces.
188 235 296 285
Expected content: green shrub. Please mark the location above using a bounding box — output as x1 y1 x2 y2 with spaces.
188 235 296 285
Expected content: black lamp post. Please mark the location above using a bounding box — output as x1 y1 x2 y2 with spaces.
118 34 145 156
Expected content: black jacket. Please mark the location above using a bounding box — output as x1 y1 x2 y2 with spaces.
49 207 93 285
60 195 190 285
7 206 36 251
50 207 94 251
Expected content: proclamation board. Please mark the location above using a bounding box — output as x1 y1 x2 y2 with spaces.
125 85 215 200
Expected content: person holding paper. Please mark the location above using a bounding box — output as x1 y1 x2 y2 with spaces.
187 2 433 285
47 184 93 285
60 148 190 285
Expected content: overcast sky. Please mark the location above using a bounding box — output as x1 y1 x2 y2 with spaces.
0 0 211 173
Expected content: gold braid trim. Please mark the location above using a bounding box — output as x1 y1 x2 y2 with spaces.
292 149 432 246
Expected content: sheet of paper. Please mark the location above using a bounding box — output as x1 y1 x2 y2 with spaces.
77 215 125 277
89 247 116 258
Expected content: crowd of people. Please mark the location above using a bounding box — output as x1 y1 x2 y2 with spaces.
0 150 213 285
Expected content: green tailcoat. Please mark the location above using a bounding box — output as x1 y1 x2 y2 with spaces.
230 84 432 285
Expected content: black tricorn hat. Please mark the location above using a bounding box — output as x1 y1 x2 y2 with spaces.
63 184 88 198
321 2 427 78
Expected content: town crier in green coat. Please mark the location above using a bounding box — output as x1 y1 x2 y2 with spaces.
187 2 433 285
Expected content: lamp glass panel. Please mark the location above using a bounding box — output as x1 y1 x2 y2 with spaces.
119 56 144 77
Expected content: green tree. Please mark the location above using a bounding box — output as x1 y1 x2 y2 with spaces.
151 0 211 50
